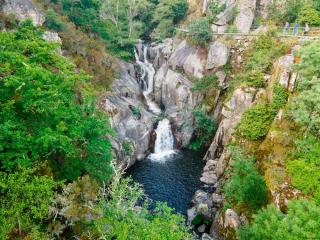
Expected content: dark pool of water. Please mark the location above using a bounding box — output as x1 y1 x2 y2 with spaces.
125 149 205 214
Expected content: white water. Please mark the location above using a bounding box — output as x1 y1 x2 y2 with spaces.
134 46 161 114
135 44 176 161
149 118 175 161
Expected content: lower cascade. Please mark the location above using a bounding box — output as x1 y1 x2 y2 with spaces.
149 118 175 161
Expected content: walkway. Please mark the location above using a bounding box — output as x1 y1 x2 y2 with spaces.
175 25 320 38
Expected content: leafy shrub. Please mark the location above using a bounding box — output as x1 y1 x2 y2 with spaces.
94 177 192 239
130 105 142 119
238 102 275 140
237 200 320 240
287 135 320 204
234 30 286 88
0 168 56 239
187 18 212 45
289 41 320 136
189 109 218 150
0 21 113 181
223 146 268 210
298 5 320 25
271 83 289 112
208 2 226 23
122 140 135 156
152 0 188 40
191 74 219 92
45 8 65 31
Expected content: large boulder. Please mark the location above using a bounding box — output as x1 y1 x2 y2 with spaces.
2 0 45 26
155 67 201 147
234 0 257 33
206 41 230 70
103 61 155 166
169 40 207 78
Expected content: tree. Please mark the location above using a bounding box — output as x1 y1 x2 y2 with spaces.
94 177 192 240
237 200 320 240
0 168 56 239
187 18 212 45
0 21 113 181
152 0 188 40
298 5 320 25
223 146 268 210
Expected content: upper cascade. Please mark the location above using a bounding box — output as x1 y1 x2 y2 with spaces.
134 45 161 114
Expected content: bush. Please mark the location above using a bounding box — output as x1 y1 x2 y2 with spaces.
298 5 320 25
238 102 275 140
0 21 113 181
223 146 268 210
45 8 65 31
191 74 219 92
187 18 212 45
271 83 289 112
94 177 192 239
287 135 320 204
237 200 320 240
189 109 218 150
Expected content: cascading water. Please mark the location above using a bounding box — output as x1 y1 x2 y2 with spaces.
135 44 175 161
149 118 175 161
134 46 161 115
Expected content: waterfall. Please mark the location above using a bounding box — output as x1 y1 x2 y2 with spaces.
135 44 176 161
149 118 175 161
134 46 161 114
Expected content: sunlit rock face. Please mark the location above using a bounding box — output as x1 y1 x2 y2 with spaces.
2 0 45 26
235 0 257 33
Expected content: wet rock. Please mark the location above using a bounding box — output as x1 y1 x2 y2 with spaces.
235 0 257 33
206 41 230 70
2 0 45 26
187 207 197 224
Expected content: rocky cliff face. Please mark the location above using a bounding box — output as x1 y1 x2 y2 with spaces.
2 0 45 26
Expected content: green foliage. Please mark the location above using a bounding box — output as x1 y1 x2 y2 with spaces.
271 83 289 112
122 140 135 156
287 135 320 204
238 102 275 140
0 21 113 181
298 5 320 25
191 74 219 92
189 109 218 150
45 8 65 31
234 30 286 88
237 200 320 240
187 18 211 45
223 145 268 211
0 168 56 239
289 41 320 136
130 105 142 119
152 0 188 40
208 2 226 23
94 177 192 240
